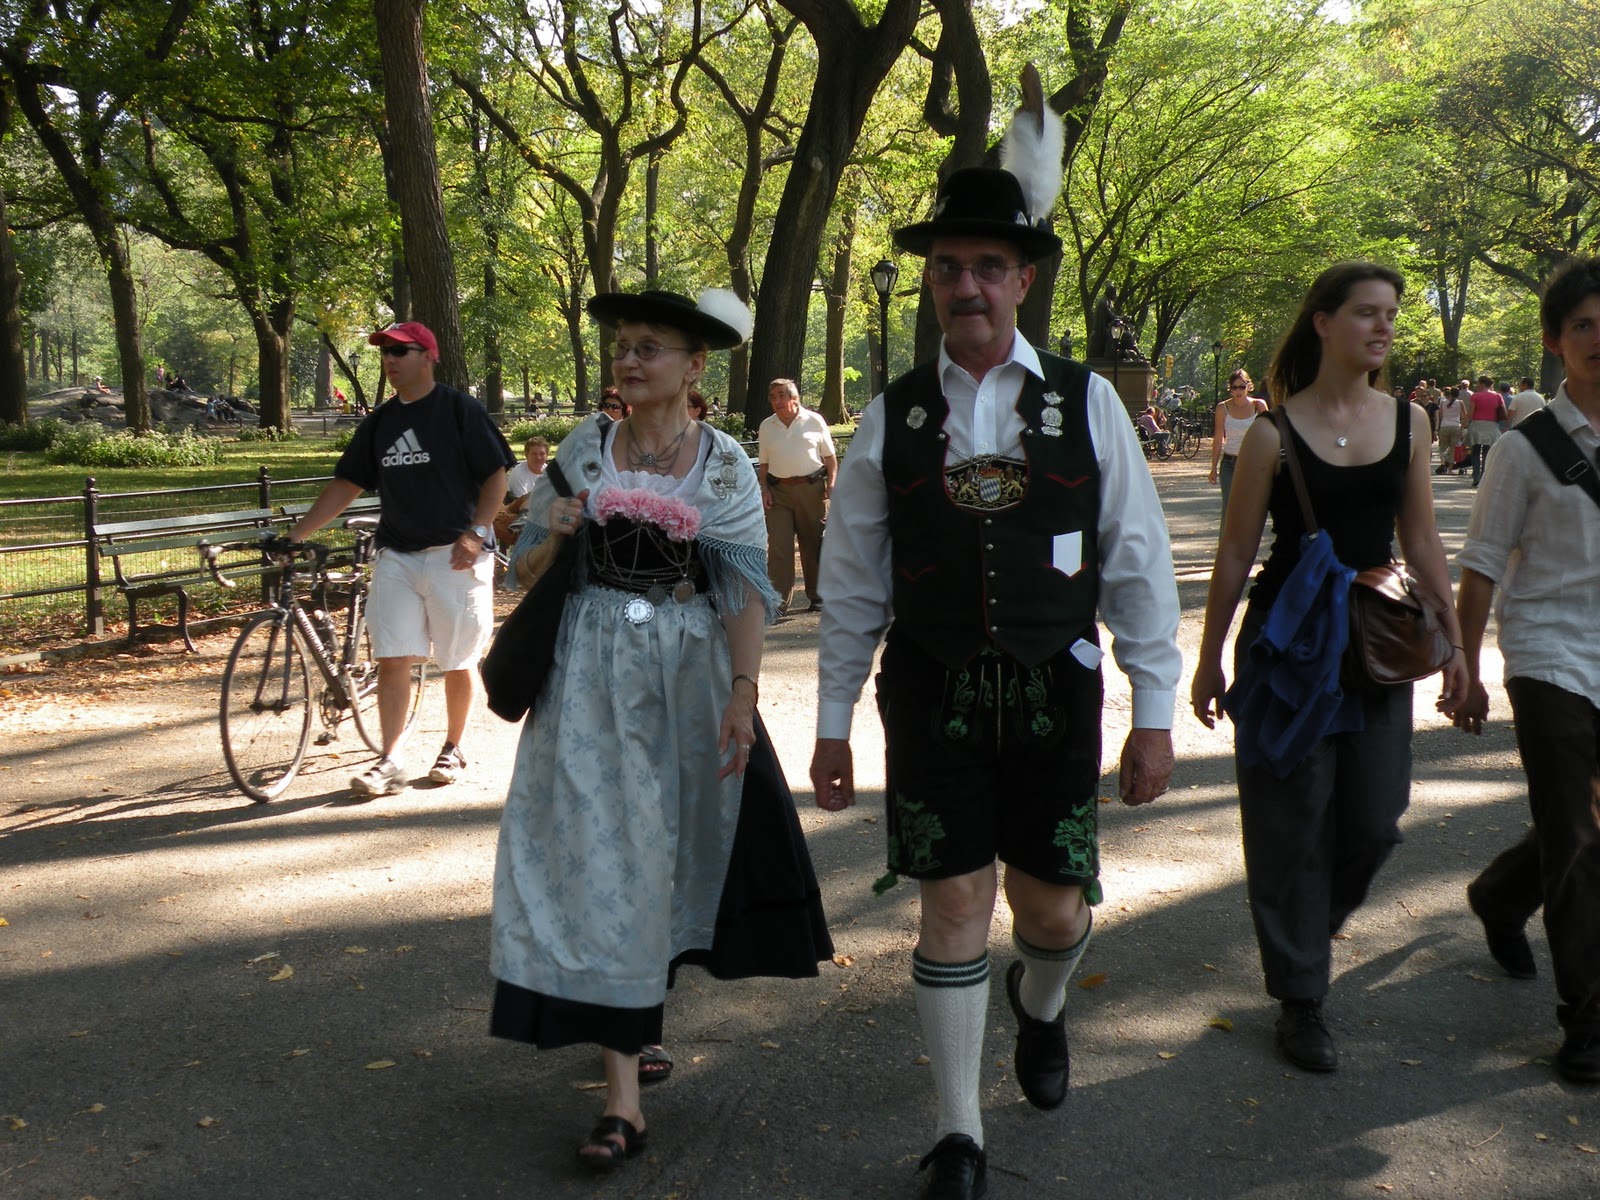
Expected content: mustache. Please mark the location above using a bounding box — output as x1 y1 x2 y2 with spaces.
948 298 990 316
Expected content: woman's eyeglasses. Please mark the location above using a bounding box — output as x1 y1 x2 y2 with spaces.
608 340 689 362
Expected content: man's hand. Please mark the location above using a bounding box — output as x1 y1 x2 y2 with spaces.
1118 728 1174 806
1450 678 1490 735
810 738 855 811
761 487 773 511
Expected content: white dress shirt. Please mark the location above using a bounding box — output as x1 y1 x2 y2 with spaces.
1457 385 1600 707
816 329 1182 739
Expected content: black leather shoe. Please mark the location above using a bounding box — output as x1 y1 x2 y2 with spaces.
1005 960 1069 1109
1556 1032 1600 1083
1275 998 1337 1073
1466 882 1537 979
916 1133 987 1200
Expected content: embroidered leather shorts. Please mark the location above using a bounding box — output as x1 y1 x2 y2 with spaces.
874 635 1105 900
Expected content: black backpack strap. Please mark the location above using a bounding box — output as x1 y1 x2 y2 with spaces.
1514 406 1600 512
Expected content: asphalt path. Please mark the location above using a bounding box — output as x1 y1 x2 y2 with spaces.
3 458 1597 1200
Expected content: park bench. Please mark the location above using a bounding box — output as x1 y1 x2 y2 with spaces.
91 508 280 652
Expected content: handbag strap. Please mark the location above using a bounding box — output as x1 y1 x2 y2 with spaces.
545 458 575 500
1268 408 1320 534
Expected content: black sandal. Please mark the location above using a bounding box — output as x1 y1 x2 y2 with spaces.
576 1115 647 1171
638 1044 673 1085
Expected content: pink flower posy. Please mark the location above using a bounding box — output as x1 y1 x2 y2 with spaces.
593 487 702 541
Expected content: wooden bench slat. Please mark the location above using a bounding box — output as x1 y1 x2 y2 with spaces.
92 508 276 538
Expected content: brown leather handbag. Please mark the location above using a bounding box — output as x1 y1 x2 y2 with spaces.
1271 409 1454 687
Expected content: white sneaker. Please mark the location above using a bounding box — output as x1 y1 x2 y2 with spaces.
352 756 407 796
427 745 466 785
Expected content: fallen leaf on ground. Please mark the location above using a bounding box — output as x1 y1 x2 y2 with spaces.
5 1115 26 1130
284 1049 310 1059
832 954 855 968
1568 1115 1580 1127
365 1060 396 1070
343 946 367 955
1577 1144 1598 1155
246 952 280 965
0 917 8 927
267 965 294 982
411 1048 432 1058
1535 1133 1549 1142
196 1116 219 1128
912 1054 931 1065
1157 1051 1179 1060
1399 1058 1422 1066
68 1030 89 1038
79 1103 105 1114
394 945 416 953
759 1041 780 1050
1078 973 1109 990
1207 1017 1233 1032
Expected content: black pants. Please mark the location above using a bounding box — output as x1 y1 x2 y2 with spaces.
1470 677 1600 1034
1234 610 1414 999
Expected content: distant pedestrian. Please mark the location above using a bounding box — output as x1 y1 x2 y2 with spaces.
1452 256 1600 1085
1507 376 1547 426
757 378 836 615
1209 369 1268 527
1466 375 1506 486
1435 386 1465 473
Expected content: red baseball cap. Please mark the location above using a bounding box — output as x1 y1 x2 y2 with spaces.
368 321 439 362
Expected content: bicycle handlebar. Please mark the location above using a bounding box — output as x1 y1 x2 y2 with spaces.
198 533 329 590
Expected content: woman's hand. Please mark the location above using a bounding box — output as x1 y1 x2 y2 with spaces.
1436 650 1476 723
1191 660 1228 729
717 678 758 779
1207 467 1218 485
547 490 589 537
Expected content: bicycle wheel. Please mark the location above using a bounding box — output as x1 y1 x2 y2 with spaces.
345 611 429 756
1181 422 1202 459
221 612 312 802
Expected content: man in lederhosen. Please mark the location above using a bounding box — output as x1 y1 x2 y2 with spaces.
810 100 1182 1200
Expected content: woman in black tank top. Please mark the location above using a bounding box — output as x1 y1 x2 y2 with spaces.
1188 262 1469 1075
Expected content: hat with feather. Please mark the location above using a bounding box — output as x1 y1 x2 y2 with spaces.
893 66 1065 262
586 288 753 351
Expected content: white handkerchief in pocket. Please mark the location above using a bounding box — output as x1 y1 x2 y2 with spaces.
1051 530 1084 578
1069 638 1103 669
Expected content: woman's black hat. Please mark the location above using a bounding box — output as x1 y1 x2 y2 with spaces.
586 289 751 350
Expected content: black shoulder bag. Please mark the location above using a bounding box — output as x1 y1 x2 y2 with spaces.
480 460 579 722
1514 406 1600 512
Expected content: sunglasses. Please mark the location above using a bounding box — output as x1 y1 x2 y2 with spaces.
925 258 1023 287
379 345 421 358
1229 383 1249 390
599 401 624 412
608 340 689 362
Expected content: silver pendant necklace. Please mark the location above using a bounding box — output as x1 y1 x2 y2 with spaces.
626 419 691 471
1317 389 1372 448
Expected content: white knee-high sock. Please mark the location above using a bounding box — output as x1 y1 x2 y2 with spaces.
912 949 990 1146
1014 910 1093 1021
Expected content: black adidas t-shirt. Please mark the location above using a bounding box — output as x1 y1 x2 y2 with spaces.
335 385 516 552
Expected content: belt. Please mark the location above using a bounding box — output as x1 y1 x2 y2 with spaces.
768 471 825 484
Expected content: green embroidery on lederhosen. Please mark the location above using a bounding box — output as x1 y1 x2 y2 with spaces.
942 665 978 742
1001 662 1061 742
888 792 947 875
1052 795 1100 884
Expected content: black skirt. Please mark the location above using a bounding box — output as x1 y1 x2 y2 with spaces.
490 710 833 1054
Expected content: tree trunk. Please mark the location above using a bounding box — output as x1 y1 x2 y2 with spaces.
484 253 503 415
374 0 467 389
744 0 919 424
316 340 333 408
250 299 295 432
105 239 151 432
0 156 26 425
645 151 661 289
819 210 853 423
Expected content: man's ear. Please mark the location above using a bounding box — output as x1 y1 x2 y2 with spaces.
1017 263 1037 301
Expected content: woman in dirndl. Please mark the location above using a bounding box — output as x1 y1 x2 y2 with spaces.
492 288 831 1169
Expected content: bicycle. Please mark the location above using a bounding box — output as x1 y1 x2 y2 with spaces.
201 517 428 802
1170 413 1206 460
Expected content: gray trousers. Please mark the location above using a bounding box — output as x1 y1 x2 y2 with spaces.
1234 608 1415 1000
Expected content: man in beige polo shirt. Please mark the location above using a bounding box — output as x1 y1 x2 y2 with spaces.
758 378 837 615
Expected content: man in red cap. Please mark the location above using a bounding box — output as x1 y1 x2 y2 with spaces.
291 321 515 796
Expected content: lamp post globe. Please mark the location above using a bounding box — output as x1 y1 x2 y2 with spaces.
870 258 899 397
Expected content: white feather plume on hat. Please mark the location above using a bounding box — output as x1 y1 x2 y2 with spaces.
696 288 754 347
999 96 1065 224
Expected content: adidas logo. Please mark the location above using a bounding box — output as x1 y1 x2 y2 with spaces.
381 430 431 467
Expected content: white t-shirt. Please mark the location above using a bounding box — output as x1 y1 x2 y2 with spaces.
507 461 543 498
1508 389 1547 426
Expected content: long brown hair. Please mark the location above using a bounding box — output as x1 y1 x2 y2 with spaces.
1267 261 1404 406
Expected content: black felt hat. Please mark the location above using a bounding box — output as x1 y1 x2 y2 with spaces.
893 167 1063 262
586 288 752 350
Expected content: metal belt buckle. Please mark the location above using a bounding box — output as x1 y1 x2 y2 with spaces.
623 596 654 625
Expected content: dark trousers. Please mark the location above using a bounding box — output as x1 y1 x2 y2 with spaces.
765 477 826 606
1234 624 1414 999
1471 677 1600 1033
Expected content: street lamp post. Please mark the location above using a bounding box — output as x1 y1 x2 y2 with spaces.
870 258 899 397
1211 339 1224 406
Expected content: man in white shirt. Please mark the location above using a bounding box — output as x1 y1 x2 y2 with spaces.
1453 256 1600 1085
757 379 837 614
809 105 1181 1200
493 436 549 547
1507 377 1547 425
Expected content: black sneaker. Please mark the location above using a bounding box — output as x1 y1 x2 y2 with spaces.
1275 998 1337 1073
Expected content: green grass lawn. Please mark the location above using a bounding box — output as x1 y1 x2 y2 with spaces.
0 436 347 503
